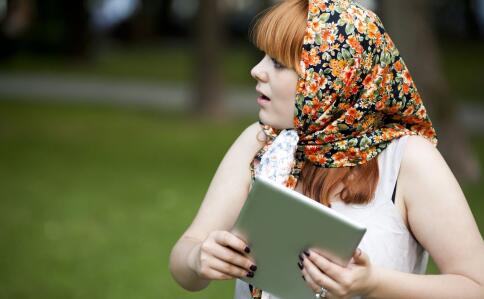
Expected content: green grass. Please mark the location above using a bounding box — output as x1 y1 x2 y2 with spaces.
0 99 256 299
0 99 482 298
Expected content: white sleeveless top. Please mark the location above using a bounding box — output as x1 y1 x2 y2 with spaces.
234 135 429 299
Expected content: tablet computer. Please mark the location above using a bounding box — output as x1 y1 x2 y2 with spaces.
230 176 367 299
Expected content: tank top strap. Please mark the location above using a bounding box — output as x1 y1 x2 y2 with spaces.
374 135 409 204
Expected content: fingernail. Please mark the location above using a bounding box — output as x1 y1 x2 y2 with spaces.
244 246 251 253
301 275 306 281
250 265 257 271
298 254 303 262
297 261 303 270
246 271 254 278
303 250 310 257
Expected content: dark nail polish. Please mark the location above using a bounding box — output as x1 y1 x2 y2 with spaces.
297 261 303 270
250 265 257 271
244 246 251 253
298 254 303 262
303 250 310 257
246 271 254 278
301 275 306 281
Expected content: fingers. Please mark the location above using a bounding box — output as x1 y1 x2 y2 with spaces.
207 254 254 279
300 265 323 293
214 230 251 255
197 230 257 281
212 231 256 265
300 251 340 295
201 262 238 280
352 248 370 266
307 249 345 282
209 240 257 274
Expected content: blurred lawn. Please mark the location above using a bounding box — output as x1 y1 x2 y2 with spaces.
0 99 483 298
0 99 255 299
1 39 483 101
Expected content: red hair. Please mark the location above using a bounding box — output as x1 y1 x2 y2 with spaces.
250 0 379 206
300 159 379 207
249 0 307 75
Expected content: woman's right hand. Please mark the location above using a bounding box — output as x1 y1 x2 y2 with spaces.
188 230 258 281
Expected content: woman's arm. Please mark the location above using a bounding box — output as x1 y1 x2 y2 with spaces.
368 266 483 299
169 121 265 291
169 236 210 291
367 135 484 298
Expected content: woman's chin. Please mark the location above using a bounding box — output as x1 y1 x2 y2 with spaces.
258 111 294 129
258 111 273 127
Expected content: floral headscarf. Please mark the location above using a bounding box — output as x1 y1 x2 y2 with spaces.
246 0 437 298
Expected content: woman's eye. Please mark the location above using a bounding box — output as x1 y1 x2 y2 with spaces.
271 57 284 69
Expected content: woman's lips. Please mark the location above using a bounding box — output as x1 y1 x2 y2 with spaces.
257 95 271 106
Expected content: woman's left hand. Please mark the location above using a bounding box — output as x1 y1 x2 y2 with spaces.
298 248 376 298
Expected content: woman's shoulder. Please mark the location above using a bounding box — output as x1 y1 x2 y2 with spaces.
237 121 267 149
222 121 267 164
399 134 452 204
242 121 267 140
401 134 441 169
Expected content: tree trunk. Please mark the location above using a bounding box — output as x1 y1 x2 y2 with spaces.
192 0 226 119
62 0 90 59
377 0 480 183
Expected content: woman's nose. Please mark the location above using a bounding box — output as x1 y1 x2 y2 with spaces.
251 64 268 82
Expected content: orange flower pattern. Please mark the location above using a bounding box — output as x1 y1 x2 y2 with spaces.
248 0 437 298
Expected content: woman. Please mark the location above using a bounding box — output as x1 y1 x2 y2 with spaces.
169 0 484 298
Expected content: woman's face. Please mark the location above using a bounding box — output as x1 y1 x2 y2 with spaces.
250 54 299 129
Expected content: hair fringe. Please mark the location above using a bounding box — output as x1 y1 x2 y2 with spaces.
249 0 307 74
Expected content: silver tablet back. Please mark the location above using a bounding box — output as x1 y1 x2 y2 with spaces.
231 176 367 299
